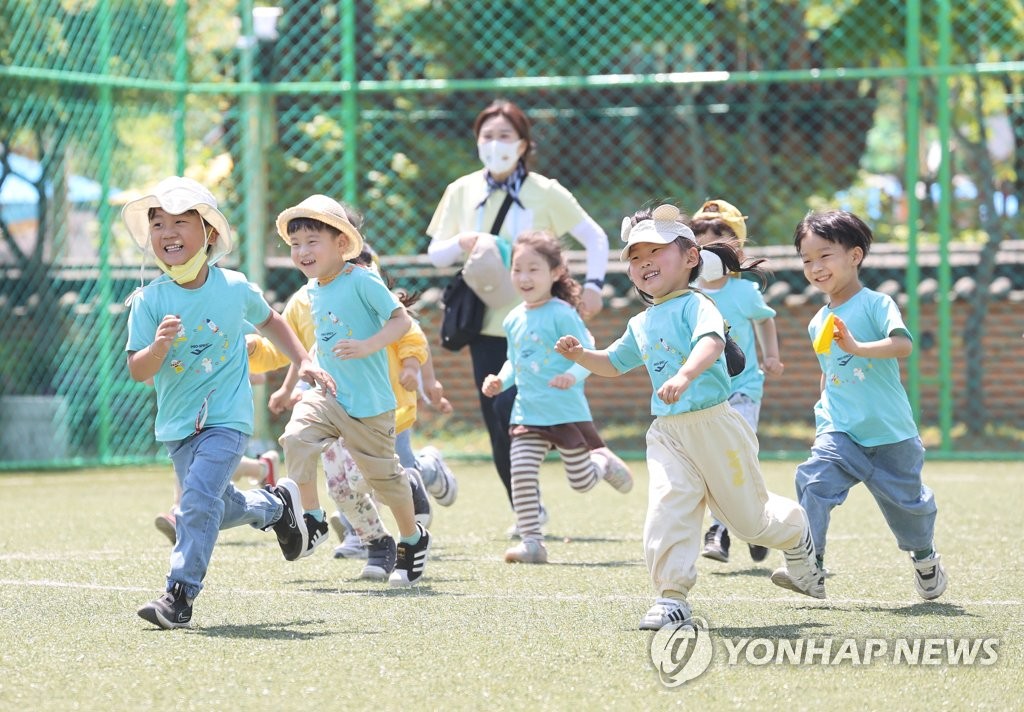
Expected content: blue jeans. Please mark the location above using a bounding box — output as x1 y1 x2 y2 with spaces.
165 427 283 599
395 429 417 470
795 431 937 561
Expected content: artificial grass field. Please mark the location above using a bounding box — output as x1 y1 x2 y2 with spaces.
0 459 1021 711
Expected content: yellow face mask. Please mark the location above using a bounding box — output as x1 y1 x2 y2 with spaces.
154 219 213 285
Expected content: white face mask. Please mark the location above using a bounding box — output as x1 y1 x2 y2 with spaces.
699 250 726 282
478 140 521 176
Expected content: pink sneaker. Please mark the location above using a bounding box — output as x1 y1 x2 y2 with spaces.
258 451 279 487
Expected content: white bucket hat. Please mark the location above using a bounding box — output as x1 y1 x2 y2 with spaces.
121 176 233 264
620 203 695 260
275 194 363 261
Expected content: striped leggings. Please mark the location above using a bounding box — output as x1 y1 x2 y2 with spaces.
510 432 600 541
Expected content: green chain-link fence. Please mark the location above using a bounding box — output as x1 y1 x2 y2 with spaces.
1 0 1022 468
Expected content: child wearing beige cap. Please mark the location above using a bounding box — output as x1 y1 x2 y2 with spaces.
274 194 431 587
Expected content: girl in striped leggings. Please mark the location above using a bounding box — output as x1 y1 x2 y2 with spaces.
482 230 633 564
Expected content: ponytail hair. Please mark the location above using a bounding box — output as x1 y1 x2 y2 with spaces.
512 230 581 307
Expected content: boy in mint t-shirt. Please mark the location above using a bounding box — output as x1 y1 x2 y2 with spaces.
124 177 334 629
793 209 947 600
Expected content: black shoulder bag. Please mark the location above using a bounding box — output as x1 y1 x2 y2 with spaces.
439 193 515 351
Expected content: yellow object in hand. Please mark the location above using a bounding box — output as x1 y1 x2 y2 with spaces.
813 313 836 354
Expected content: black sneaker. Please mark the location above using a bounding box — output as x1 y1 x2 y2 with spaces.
137 582 193 629
702 524 730 563
407 467 432 528
360 535 398 581
297 513 330 559
388 524 431 587
749 544 769 562
267 478 307 561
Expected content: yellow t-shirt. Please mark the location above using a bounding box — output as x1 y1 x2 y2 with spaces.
427 170 590 336
248 282 428 432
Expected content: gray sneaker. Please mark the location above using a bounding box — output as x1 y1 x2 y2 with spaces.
504 538 548 564
771 529 826 599
911 553 947 600
418 446 458 507
359 535 397 581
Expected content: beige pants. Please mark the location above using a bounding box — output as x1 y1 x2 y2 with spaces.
278 388 411 509
644 402 806 598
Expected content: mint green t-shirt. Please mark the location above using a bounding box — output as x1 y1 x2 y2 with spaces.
125 267 272 442
500 298 593 426
702 278 776 403
606 291 731 416
308 264 403 418
809 287 918 446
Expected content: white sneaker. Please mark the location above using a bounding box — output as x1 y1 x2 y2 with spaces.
418 446 458 507
592 447 634 493
507 505 549 539
504 538 548 564
639 598 692 631
333 532 368 559
771 529 826 599
911 553 947 600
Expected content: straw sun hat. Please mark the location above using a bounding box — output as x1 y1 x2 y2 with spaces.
275 194 363 261
120 176 233 264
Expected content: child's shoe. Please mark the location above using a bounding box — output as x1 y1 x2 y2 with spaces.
504 538 548 564
771 529 826 599
702 524 730 563
639 597 692 631
137 582 193 630
418 446 458 506
258 450 279 487
334 532 368 559
267 478 307 561
748 544 769 562
593 446 634 493
359 535 397 580
328 511 348 543
911 552 948 600
154 512 176 545
389 524 431 587
298 513 330 559
407 467 433 528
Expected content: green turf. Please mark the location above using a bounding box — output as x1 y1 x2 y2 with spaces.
0 460 1021 711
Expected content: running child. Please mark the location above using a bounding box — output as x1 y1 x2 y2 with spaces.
123 176 335 629
690 199 784 564
555 203 825 631
793 209 946 599
481 230 633 564
274 194 431 587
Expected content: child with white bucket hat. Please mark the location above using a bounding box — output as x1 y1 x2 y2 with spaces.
123 176 335 629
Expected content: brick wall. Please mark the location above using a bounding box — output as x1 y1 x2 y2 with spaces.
416 298 1024 448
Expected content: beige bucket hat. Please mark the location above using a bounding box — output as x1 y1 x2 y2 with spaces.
120 176 233 264
692 198 747 243
275 194 363 261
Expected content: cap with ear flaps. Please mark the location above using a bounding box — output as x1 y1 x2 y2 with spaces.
121 176 233 264
619 203 695 260
692 199 747 243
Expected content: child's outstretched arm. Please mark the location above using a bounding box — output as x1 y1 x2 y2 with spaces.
658 334 724 404
554 335 620 377
332 307 412 360
258 311 336 396
754 316 785 376
832 316 913 359
128 314 181 382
